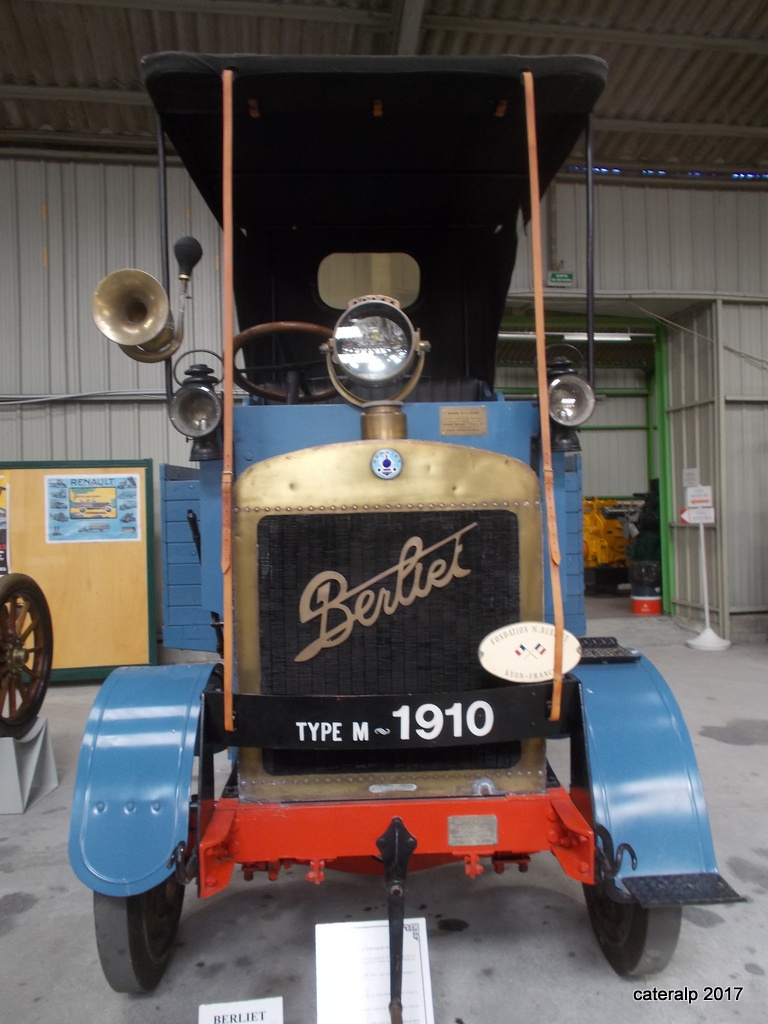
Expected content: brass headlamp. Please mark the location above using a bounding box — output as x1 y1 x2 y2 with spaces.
322 295 429 406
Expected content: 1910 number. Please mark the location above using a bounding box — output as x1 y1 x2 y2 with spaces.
391 700 494 741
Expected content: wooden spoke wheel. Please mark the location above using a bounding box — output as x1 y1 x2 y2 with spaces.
0 573 53 738
584 878 682 976
94 875 186 993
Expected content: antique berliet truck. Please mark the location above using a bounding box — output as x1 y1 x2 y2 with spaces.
69 52 739 1015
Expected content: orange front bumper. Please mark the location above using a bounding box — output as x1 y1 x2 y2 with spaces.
197 786 594 897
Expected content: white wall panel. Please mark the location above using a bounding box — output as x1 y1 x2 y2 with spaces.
581 386 650 497
720 301 768 615
663 300 768 634
721 303 768 398
581 428 648 498
2 157 767 635
723 402 768 611
1 158 221 474
510 182 768 301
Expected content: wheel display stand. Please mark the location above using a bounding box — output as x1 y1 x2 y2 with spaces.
0 717 58 813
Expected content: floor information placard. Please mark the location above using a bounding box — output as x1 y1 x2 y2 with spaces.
316 917 434 1024
198 996 283 1024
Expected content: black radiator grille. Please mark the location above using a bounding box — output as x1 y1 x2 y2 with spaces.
256 508 521 773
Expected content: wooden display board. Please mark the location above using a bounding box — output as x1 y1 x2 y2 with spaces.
0 461 156 679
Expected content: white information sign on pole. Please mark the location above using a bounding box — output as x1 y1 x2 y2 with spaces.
682 467 700 488
316 918 434 1024
680 507 716 525
198 996 283 1024
685 485 713 508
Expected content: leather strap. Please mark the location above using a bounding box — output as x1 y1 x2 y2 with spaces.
523 70 564 721
221 69 235 730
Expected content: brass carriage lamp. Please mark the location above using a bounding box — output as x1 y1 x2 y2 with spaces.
546 353 596 452
169 363 223 460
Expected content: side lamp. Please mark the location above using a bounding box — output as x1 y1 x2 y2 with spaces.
546 354 596 452
169 363 223 461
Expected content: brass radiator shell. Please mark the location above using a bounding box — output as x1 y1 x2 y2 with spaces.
233 439 545 801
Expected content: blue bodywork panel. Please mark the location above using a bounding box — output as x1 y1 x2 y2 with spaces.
68 655 724 901
160 464 219 653
68 664 214 897
162 397 586 650
575 656 718 889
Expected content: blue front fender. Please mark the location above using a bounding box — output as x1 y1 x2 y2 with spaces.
68 664 215 897
574 655 726 898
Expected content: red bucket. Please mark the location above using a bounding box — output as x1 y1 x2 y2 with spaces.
631 592 662 615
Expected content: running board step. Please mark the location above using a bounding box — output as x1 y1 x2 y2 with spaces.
622 872 744 907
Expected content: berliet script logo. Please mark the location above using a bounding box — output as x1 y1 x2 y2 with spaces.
294 521 478 662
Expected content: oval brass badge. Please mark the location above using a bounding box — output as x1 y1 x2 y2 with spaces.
478 621 582 683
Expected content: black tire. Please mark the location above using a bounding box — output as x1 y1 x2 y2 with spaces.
584 879 682 976
0 573 53 738
94 876 185 992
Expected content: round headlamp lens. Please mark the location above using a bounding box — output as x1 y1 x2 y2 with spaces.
548 374 596 427
169 385 222 438
333 299 415 385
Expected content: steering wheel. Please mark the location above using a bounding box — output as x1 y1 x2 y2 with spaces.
232 321 335 403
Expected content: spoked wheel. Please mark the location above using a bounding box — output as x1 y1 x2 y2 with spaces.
584 878 682 976
94 875 185 992
0 573 53 738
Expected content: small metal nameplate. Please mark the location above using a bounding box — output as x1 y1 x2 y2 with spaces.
440 406 488 436
448 814 498 847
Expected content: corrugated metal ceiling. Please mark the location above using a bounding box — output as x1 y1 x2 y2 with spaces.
0 0 766 181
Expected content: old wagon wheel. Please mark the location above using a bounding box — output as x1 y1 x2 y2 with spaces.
0 573 53 738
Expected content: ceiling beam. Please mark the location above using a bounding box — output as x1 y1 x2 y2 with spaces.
421 14 768 56
0 129 157 152
1 132 761 180
595 117 768 140
2 84 766 143
21 0 388 28
20 0 768 56
391 0 428 55
0 84 150 106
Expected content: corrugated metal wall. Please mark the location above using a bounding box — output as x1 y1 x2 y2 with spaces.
581 368 649 497
511 180 768 634
511 182 768 300
666 298 768 637
666 304 723 627
720 300 768 618
0 159 223 472
3 160 767 634
6 165 766 473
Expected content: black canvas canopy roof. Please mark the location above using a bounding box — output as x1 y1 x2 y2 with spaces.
142 53 606 389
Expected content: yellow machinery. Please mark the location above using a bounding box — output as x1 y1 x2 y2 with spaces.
583 497 643 570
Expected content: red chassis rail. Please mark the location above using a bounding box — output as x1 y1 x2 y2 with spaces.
197 788 594 898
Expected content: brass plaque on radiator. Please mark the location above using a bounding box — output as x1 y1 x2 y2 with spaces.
448 814 498 847
439 406 488 436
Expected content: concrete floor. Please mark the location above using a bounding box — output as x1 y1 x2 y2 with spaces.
2 597 767 1023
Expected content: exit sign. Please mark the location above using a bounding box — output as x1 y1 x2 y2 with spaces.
547 271 574 287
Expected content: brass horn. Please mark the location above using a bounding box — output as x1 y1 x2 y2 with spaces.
92 238 202 364
91 269 181 363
